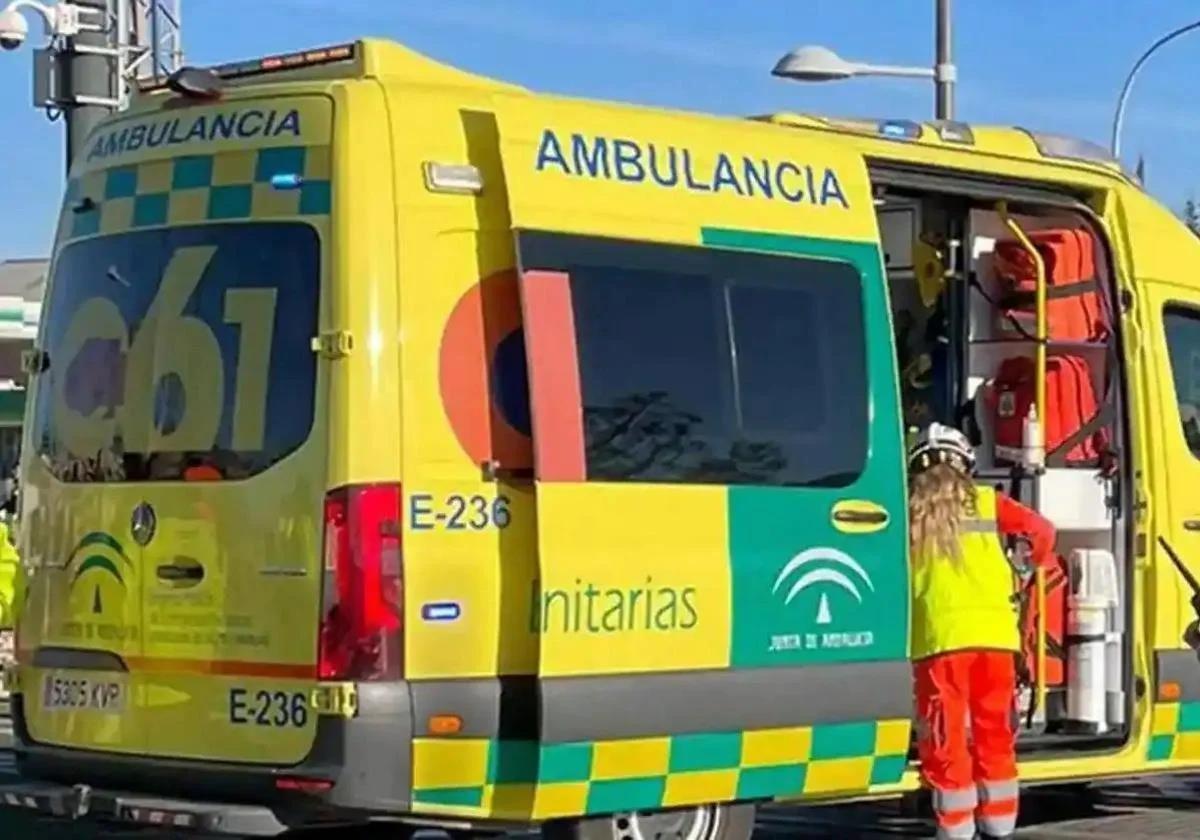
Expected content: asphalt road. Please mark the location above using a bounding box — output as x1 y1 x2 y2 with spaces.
4 750 1200 839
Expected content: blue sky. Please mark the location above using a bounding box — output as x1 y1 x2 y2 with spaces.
1 0 1198 259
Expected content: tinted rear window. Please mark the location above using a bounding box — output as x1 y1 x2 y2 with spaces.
34 223 319 482
520 232 869 487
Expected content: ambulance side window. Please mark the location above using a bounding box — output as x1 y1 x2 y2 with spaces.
1163 305 1200 458
519 232 869 487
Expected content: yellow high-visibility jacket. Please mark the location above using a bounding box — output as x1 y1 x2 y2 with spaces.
910 486 1021 660
0 521 24 629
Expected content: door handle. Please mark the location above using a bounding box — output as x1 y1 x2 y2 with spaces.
831 500 890 534
1185 520 1200 533
156 556 205 586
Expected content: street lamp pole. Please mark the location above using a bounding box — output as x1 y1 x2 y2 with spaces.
63 0 112 169
935 0 954 120
773 0 956 121
0 0 183 175
1111 19 1200 159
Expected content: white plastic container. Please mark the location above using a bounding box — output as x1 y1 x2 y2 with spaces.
1022 404 1044 469
1066 596 1109 732
1066 549 1120 733
1070 548 1120 605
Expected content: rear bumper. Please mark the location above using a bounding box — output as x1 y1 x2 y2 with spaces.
0 780 289 835
4 681 413 829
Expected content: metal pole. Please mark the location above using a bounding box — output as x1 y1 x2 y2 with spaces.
62 0 114 175
934 0 954 120
1111 19 1200 159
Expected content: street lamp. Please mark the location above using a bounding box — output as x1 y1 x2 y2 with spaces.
1111 19 1200 159
772 46 936 82
772 0 956 120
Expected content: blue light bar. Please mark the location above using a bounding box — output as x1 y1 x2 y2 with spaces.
878 120 923 141
270 173 304 191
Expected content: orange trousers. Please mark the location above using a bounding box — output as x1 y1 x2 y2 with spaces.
915 650 1019 839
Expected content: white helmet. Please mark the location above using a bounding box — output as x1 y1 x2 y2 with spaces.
908 422 975 475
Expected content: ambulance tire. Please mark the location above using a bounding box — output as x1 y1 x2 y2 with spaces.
899 789 932 818
545 802 755 840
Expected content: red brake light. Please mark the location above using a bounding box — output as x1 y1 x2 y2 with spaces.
275 776 335 794
318 484 403 681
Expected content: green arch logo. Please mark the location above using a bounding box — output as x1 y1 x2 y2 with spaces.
68 532 134 613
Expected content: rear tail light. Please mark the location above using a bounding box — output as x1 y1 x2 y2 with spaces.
318 484 403 681
275 776 335 794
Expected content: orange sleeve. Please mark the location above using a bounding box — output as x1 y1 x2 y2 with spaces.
995 493 1057 569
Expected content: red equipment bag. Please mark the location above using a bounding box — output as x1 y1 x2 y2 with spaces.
987 354 1108 467
1019 553 1068 689
993 228 1108 342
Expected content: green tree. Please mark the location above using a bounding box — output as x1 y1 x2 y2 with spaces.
1184 197 1200 235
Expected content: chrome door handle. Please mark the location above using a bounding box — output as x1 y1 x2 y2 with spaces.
156 556 205 584
831 500 891 533
833 509 889 525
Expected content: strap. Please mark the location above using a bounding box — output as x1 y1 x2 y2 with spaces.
1045 342 1119 469
1012 584 1037 729
960 518 998 533
999 277 1099 308
1045 402 1112 468
969 274 1040 342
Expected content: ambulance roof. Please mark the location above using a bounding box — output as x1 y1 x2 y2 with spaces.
131 38 1131 187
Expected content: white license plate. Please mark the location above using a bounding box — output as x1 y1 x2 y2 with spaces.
40 672 126 712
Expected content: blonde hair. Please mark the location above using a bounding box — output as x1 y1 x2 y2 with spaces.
909 463 977 565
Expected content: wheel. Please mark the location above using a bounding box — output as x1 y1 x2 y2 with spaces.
898 789 931 818
546 802 755 840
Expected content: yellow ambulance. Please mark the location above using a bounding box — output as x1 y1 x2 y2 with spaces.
3 37 1200 839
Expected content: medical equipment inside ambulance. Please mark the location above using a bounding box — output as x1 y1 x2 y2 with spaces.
879 193 1126 746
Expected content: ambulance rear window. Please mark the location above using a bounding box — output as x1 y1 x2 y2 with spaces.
33 222 319 482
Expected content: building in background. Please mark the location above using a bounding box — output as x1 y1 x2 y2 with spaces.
0 260 44 476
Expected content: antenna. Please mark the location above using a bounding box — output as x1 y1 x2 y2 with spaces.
126 0 183 92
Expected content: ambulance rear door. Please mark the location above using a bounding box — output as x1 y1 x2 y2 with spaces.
495 96 914 788
20 93 334 766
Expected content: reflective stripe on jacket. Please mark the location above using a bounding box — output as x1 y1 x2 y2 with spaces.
910 486 1020 660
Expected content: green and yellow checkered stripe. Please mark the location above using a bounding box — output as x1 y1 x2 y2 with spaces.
1148 701 1200 762
412 718 910 819
58 145 332 243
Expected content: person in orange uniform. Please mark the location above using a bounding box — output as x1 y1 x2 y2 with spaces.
907 423 1056 840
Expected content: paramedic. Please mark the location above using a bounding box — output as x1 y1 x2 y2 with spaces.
908 423 1056 840
0 516 22 629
